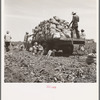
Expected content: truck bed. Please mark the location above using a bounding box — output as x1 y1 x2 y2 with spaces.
65 38 85 44
52 38 85 45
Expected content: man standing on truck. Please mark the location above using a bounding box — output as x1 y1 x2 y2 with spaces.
69 12 80 38
4 31 12 52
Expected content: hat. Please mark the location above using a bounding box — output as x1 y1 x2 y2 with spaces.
81 29 84 32
34 42 38 45
6 31 9 34
26 32 29 34
72 12 76 15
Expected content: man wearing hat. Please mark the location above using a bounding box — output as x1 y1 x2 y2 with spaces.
24 32 29 50
24 32 34 50
80 29 86 39
78 29 86 53
69 12 80 38
4 31 12 52
32 42 39 55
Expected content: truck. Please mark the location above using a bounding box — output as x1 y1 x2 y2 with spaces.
31 16 85 55
31 30 85 56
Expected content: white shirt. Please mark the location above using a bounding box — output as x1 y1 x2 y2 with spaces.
53 32 60 39
80 32 86 39
4 34 12 42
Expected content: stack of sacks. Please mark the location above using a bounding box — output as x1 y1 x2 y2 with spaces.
33 16 71 42
86 53 96 65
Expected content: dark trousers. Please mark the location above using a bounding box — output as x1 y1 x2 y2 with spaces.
27 42 32 51
5 42 10 52
71 26 80 38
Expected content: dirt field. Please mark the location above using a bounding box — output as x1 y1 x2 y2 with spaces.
4 42 96 83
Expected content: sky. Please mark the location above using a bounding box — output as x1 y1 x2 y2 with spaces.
3 0 98 41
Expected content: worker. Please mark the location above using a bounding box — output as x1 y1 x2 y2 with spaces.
24 32 29 50
27 39 33 51
80 29 86 39
4 31 12 52
78 29 86 53
69 12 80 38
24 32 33 50
37 44 44 55
32 42 38 55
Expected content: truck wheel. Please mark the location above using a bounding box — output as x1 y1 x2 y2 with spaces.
69 45 73 55
43 48 49 55
63 45 73 56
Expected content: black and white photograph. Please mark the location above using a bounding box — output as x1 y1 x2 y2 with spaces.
3 0 98 83
2 0 99 100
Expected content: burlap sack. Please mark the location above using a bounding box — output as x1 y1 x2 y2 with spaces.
38 31 42 35
49 23 56 28
37 26 41 31
47 34 53 40
62 29 71 38
53 32 60 39
59 32 67 40
50 28 57 34
53 16 60 22
57 24 64 30
59 19 65 23
49 18 59 25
